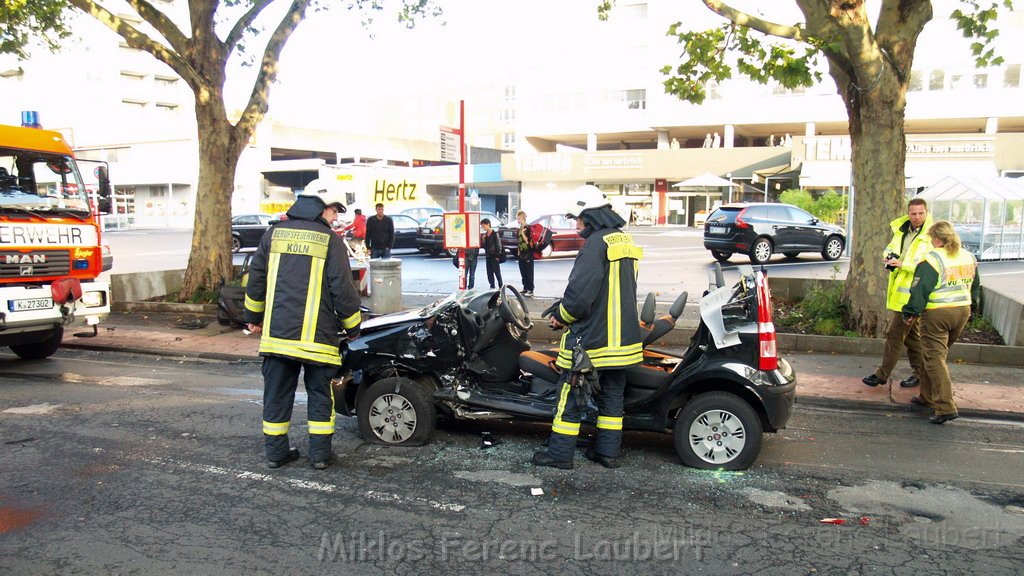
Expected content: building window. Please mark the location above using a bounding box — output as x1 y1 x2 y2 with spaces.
499 109 515 124
1005 64 1021 88
504 85 516 101
928 69 945 91
155 75 178 87
706 81 722 100
973 73 988 89
909 70 924 91
502 132 515 149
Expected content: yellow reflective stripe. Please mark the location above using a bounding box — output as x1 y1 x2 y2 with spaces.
552 421 581 436
340 310 361 330
245 294 265 313
551 381 580 436
263 252 281 331
596 416 623 430
302 257 324 343
263 420 289 435
258 338 342 365
608 260 620 349
308 420 335 435
559 303 577 324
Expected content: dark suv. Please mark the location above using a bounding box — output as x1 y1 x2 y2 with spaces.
703 203 845 264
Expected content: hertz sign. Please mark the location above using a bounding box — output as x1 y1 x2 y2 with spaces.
373 179 419 203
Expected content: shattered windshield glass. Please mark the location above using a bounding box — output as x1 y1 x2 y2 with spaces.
0 148 91 214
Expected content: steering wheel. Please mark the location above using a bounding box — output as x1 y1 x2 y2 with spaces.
497 285 532 332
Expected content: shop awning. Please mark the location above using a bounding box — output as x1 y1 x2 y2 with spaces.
798 162 851 188
904 160 998 189
753 163 800 179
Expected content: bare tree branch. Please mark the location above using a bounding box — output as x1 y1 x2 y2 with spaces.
124 0 189 53
701 0 808 41
66 0 201 86
235 0 311 142
226 0 276 54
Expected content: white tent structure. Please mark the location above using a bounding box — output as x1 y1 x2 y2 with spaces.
918 176 1024 260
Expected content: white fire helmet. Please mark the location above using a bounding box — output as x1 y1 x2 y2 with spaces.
566 185 611 218
299 178 346 212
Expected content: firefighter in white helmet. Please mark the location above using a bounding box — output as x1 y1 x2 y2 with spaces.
532 185 643 469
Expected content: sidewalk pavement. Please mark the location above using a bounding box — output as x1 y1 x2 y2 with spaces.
60 302 1024 422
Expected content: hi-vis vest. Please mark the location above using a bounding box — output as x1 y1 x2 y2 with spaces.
885 214 933 311
923 249 976 310
555 229 643 370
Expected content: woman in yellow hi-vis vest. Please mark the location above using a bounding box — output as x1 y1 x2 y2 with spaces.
901 221 981 424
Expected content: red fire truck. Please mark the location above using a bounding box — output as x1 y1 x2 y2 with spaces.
1 122 112 359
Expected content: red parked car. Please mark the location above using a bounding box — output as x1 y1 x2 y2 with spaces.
500 214 584 259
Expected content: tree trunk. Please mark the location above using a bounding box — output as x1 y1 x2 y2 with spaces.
836 70 909 336
178 96 243 300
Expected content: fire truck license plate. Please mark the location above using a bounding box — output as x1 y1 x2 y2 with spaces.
10 298 54 312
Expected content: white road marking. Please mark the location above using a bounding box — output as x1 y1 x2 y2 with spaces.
145 458 466 511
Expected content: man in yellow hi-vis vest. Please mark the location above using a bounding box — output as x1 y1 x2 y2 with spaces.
245 179 362 470
863 198 933 389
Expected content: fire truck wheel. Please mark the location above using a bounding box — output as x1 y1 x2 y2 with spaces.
11 326 64 360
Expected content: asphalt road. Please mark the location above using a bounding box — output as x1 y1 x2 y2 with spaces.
102 228 1024 308
2 349 1023 574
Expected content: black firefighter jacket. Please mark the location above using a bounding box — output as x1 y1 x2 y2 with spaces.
244 196 362 366
554 227 643 370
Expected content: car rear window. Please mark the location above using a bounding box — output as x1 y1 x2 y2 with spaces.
706 207 742 224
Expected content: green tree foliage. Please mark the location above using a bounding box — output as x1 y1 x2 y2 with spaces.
0 0 70 59
599 0 1013 336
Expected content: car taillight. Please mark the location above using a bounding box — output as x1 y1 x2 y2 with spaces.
735 210 750 229
755 271 778 371
433 226 441 234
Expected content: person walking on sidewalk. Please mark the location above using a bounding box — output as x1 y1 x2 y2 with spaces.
244 180 362 470
902 221 980 424
532 185 643 470
515 210 535 296
863 198 933 389
365 203 395 259
481 218 504 289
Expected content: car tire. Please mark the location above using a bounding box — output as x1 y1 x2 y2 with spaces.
357 376 436 446
673 391 763 471
10 326 63 360
540 245 553 259
782 251 800 259
231 235 241 253
749 238 773 264
445 247 459 258
711 250 732 262
822 236 844 261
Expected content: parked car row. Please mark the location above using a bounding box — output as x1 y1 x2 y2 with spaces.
415 212 503 257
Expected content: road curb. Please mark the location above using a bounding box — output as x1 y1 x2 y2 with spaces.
62 340 258 363
794 395 1024 423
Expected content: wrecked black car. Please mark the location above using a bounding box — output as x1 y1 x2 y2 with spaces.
332 266 796 470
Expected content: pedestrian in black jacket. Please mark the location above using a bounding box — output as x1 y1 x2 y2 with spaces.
244 179 362 471
481 218 503 289
365 203 395 258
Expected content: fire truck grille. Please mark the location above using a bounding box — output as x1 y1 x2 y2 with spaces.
0 250 70 278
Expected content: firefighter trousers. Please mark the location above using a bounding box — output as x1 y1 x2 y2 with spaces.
546 368 626 462
261 355 337 463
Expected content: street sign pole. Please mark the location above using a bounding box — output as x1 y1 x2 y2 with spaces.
458 100 467 290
